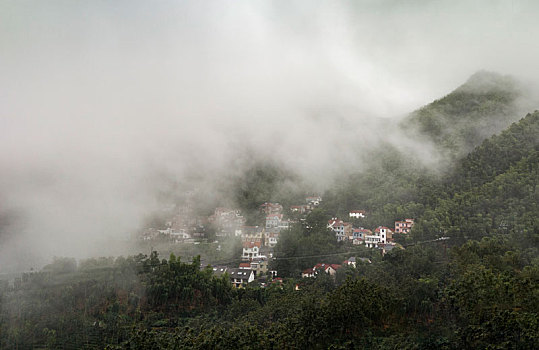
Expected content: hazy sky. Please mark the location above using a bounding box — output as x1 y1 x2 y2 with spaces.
1 0 539 270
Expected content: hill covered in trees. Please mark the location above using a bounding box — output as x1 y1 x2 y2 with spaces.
0 73 537 349
404 70 525 158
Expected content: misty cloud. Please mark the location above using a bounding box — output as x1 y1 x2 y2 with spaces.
1 0 539 271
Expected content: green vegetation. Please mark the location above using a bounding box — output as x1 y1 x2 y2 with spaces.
0 73 537 349
405 70 523 158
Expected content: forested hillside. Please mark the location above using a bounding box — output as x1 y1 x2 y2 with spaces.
0 74 537 349
404 71 524 158
414 112 539 245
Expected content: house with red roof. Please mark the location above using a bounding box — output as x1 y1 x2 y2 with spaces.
303 263 342 278
365 226 393 248
301 268 315 278
239 262 251 269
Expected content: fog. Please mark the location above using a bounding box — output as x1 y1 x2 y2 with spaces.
1 0 539 271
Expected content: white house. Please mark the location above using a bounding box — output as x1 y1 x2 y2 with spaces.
365 226 393 248
302 268 315 278
242 241 261 260
228 268 255 288
266 232 279 248
349 210 366 219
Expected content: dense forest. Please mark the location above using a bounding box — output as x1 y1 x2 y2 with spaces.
0 73 537 349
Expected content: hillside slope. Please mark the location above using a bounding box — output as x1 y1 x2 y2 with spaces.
413 111 539 245
404 71 524 158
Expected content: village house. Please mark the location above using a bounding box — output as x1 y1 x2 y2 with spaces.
250 258 269 277
379 242 399 256
241 226 264 245
265 213 283 229
327 218 353 242
260 202 283 215
228 268 255 288
323 264 341 276
343 257 372 267
365 226 393 248
212 266 228 277
306 196 322 206
343 257 357 268
395 218 414 234
265 232 279 248
301 268 315 278
351 228 371 244
349 210 366 219
239 262 251 269
302 263 342 278
242 241 261 261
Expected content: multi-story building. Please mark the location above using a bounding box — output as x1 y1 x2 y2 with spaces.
328 218 353 242
395 218 414 234
242 241 261 261
365 226 393 248
265 214 283 229
351 227 371 244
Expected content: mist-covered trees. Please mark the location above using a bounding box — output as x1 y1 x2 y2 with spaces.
405 71 522 157
1 76 538 349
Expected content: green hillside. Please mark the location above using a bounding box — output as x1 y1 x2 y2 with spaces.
405 71 523 158
413 111 539 245
1 74 537 349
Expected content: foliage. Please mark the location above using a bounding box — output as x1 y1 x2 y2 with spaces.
1 76 538 349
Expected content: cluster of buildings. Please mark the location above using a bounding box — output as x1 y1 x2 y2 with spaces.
210 197 323 288
212 258 272 288
327 212 414 253
142 194 414 288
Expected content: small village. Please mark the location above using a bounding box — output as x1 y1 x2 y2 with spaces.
141 195 414 289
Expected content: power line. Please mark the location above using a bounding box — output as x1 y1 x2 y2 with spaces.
272 250 367 261
402 237 450 247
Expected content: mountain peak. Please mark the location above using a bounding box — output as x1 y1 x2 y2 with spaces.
456 70 519 95
403 71 525 158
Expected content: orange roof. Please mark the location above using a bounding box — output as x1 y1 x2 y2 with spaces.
243 241 261 248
